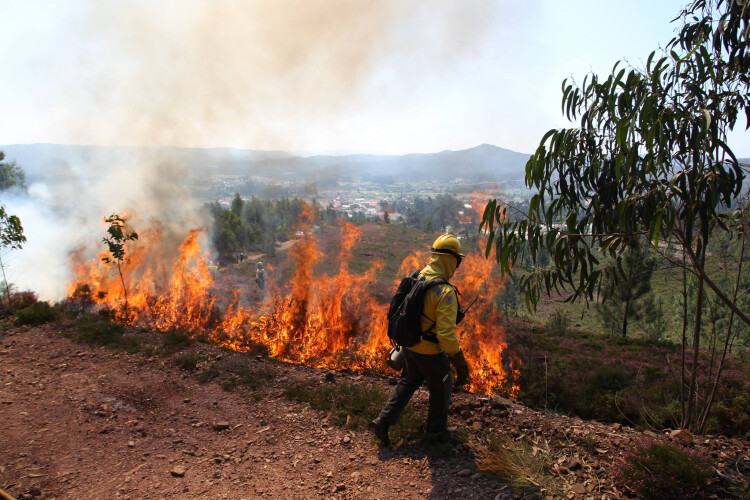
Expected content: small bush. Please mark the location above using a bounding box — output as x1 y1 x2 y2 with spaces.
73 316 125 345
611 439 713 499
15 301 55 325
160 328 194 353
285 380 386 428
2 290 39 316
545 307 569 335
175 352 203 371
475 434 562 496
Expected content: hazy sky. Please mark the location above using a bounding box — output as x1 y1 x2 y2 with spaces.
2 0 748 156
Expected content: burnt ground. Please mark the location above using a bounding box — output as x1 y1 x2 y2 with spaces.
2 323 749 500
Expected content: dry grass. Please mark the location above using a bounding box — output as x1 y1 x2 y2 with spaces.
471 433 563 497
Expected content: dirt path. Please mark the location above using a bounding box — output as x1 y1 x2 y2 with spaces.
0 326 501 500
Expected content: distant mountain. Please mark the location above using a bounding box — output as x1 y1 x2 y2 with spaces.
244 143 531 183
0 144 294 184
0 143 532 185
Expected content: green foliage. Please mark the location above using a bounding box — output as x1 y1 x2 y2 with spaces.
70 315 126 345
101 214 138 319
284 380 386 428
0 151 26 191
612 440 713 499
102 214 138 264
545 307 569 335
596 243 658 337
0 205 27 313
480 0 750 328
160 328 194 353
713 393 750 435
175 352 203 371
205 196 324 260
15 301 55 325
0 205 25 250
481 0 750 433
198 357 272 391
392 194 467 233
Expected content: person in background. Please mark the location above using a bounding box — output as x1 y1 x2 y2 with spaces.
255 262 266 290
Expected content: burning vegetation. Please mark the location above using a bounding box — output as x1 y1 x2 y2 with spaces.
68 206 520 397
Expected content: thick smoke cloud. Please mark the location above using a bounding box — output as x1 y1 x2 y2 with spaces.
2 148 204 300
1 0 500 299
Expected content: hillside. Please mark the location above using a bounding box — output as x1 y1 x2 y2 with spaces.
2 322 748 499
0 143 530 185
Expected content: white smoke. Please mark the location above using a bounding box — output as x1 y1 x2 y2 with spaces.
2 148 206 300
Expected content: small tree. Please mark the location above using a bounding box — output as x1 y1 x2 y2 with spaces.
480 0 750 430
102 214 138 321
596 242 658 338
0 205 26 313
0 151 26 191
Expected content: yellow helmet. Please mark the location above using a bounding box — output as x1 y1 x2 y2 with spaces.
430 234 464 266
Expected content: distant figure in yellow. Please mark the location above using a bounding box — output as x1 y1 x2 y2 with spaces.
255 262 265 290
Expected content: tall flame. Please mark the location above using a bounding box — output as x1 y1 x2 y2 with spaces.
69 210 520 396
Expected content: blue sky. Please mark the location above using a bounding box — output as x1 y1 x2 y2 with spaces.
1 0 748 156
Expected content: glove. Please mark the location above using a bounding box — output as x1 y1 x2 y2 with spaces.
450 350 471 388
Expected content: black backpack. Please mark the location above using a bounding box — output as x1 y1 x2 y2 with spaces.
387 271 460 347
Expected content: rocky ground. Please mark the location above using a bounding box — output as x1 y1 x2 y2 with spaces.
1 323 749 499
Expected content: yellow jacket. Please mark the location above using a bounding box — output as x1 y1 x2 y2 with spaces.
406 253 461 357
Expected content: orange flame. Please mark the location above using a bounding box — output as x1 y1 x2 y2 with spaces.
69 208 520 397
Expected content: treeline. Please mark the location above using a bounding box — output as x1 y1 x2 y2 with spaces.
204 194 336 260
391 194 466 232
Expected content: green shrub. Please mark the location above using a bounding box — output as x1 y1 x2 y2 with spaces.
175 352 203 371
15 301 55 325
198 357 272 391
713 393 750 435
611 440 713 499
545 307 569 335
73 316 125 345
160 328 194 353
285 380 385 428
2 290 39 317
284 380 424 445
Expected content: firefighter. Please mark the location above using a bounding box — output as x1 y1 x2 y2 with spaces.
255 262 266 290
371 234 471 445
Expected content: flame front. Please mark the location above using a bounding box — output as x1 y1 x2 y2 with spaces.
70 213 520 397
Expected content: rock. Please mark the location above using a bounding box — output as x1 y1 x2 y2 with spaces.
170 466 186 477
569 484 586 495
214 469 222 478
612 423 622 431
567 458 582 471
490 396 514 410
669 429 694 446
128 440 135 448
342 435 351 444
457 468 472 477
644 430 659 438
212 421 230 431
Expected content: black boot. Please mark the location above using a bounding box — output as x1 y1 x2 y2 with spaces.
369 418 390 446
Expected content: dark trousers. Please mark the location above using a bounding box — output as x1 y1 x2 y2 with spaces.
377 348 453 433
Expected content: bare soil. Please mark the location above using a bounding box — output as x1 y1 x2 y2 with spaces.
1 323 749 500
